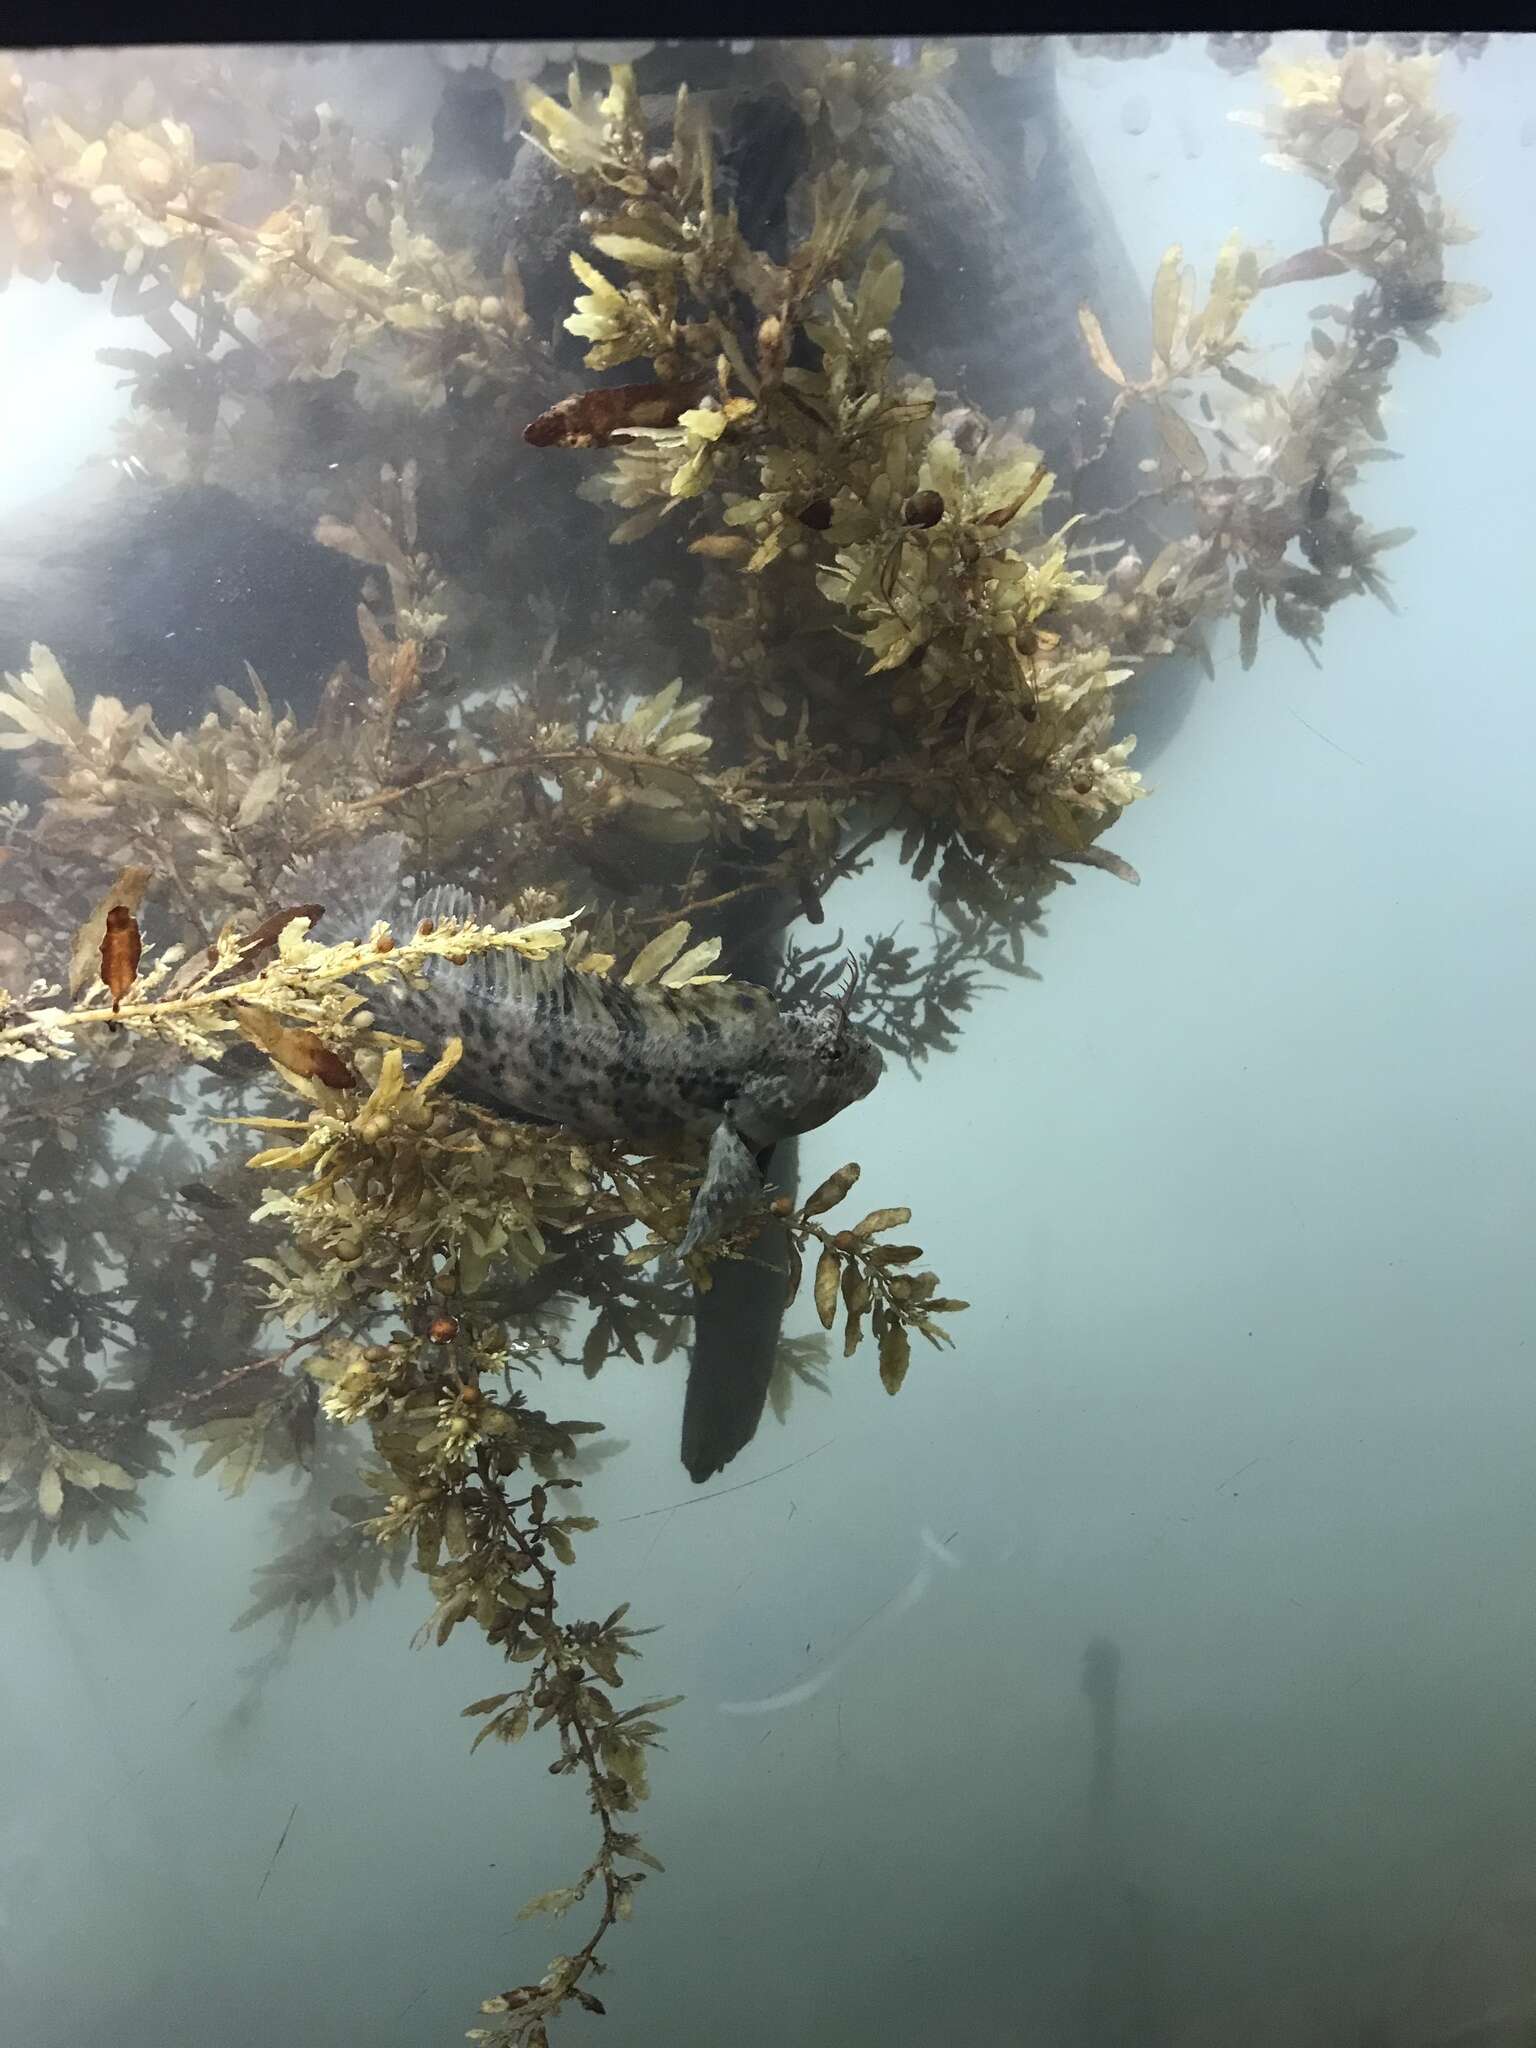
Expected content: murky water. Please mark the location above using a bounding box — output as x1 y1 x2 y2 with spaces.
1 34 1532 2048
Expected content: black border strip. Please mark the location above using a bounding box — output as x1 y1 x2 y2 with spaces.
2 6 1515 57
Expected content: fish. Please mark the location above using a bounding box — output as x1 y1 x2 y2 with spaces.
286 833 882 1259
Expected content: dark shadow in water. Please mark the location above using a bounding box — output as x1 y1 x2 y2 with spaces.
1068 1638 1175 2048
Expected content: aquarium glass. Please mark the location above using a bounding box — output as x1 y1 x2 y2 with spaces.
0 32 1529 2048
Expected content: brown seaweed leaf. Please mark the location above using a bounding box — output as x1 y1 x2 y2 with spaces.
36 1460 63 1522
977 461 1051 529
214 904 325 979
231 1003 358 1091
1077 305 1127 387
813 1247 841 1329
100 906 143 1014
877 1317 911 1395
355 603 422 715
1057 847 1141 886
313 511 412 578
1258 244 1350 290
1151 244 1193 366
70 866 152 997
525 378 711 449
1155 403 1208 479
851 1206 911 1237
801 1161 860 1217
185 1404 284 1499
1239 588 1262 671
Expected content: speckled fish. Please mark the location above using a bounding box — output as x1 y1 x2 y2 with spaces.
287 833 882 1257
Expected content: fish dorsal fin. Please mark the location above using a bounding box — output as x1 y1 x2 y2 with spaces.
692 979 774 1019
405 882 575 1008
661 979 775 1027
387 880 772 1036
592 973 775 1052
411 882 484 930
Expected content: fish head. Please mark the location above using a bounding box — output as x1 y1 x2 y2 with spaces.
781 988 884 1132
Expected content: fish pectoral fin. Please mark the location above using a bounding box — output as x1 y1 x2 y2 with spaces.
677 1120 764 1260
